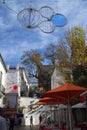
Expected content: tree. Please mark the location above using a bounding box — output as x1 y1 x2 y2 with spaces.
72 65 87 87
21 49 44 78
55 41 70 66
84 46 87 65
21 26 87 87
44 27 86 68
44 43 59 64
62 27 87 84
65 26 86 67
44 42 70 66
21 49 53 96
29 87 34 97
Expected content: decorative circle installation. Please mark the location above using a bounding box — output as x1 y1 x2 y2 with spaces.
17 8 40 28
17 6 67 33
2 1 67 33
52 13 67 27
39 6 55 20
38 20 55 33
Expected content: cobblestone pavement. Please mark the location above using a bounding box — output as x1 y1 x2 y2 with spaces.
14 125 39 130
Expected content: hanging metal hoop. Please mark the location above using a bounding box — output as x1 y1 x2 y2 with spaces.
17 8 40 29
51 13 67 27
39 6 55 20
38 20 56 33
2 0 68 34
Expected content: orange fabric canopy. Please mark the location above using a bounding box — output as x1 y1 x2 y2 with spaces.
37 101 57 105
41 83 87 130
42 83 87 102
39 97 66 104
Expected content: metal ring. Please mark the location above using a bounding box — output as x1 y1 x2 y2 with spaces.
39 6 55 20
38 20 56 33
17 8 40 29
51 13 67 27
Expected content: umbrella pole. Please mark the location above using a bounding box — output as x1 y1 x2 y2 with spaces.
68 96 72 130
66 104 69 130
50 105 53 127
45 111 48 126
57 104 60 129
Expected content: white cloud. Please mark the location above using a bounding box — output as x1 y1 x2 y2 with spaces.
0 17 5 28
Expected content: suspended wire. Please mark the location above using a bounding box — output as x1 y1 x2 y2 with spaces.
1 0 87 15
2 0 17 14
1 0 87 3
4 4 17 14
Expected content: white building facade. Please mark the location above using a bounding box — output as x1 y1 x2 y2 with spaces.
5 66 29 96
51 59 72 89
0 53 30 110
0 54 7 107
51 67 66 89
5 65 30 108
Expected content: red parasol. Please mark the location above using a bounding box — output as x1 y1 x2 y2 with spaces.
37 98 66 129
39 97 67 104
42 83 87 130
42 83 87 102
37 101 57 105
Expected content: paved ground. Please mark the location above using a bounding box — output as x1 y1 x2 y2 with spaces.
14 125 39 130
13 125 82 130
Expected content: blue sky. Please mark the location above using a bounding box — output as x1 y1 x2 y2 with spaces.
0 0 87 66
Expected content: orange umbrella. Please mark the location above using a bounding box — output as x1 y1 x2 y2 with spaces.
37 100 58 127
42 83 87 130
37 101 57 105
39 97 67 104
37 99 66 129
39 97 54 102
42 83 87 102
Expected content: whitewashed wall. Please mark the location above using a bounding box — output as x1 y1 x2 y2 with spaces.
0 55 7 107
0 98 3 107
51 68 65 89
5 69 19 94
0 60 6 87
19 97 39 107
5 67 29 97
